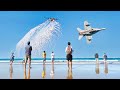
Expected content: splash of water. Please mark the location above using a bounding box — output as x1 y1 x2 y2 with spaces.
16 19 61 58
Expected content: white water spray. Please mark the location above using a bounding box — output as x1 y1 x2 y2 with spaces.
16 19 61 58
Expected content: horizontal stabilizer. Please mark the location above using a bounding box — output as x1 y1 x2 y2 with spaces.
77 27 82 32
78 35 83 40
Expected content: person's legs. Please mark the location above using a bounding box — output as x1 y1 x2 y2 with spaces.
67 60 69 68
25 55 28 68
43 58 46 63
69 60 72 70
10 60 12 65
11 60 13 65
67 54 70 69
96 58 99 62
52 58 54 65
45 58 46 63
28 55 31 68
66 54 69 68
70 55 72 69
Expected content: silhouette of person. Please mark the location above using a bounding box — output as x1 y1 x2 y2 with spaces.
65 42 73 69
25 41 32 68
95 53 99 62
42 51 46 63
103 53 107 63
10 52 15 65
51 51 55 64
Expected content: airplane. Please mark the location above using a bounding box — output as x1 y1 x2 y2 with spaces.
77 21 106 44
44 17 58 22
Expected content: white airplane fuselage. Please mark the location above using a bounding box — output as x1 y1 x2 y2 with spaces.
77 21 106 43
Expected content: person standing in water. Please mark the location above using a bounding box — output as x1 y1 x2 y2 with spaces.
65 42 73 69
95 53 99 62
42 51 46 63
51 51 55 64
103 53 107 62
25 41 32 68
10 52 15 65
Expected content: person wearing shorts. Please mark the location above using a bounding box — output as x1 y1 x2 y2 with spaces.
10 52 15 65
65 42 73 69
51 51 55 64
42 51 46 63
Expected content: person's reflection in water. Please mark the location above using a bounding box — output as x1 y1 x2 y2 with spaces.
42 62 46 79
24 64 31 79
95 60 100 74
67 66 73 79
50 63 54 79
9 65 13 79
27 67 31 79
104 61 108 74
24 65 27 79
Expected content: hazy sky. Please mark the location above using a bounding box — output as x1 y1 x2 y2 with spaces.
0 11 119 58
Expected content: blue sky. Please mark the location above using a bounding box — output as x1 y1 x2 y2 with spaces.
0 11 119 58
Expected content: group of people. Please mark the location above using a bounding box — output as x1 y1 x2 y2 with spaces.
95 53 108 62
10 41 56 67
10 41 73 69
10 41 107 71
42 51 55 63
9 41 109 79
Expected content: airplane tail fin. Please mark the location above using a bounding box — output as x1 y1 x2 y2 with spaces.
77 27 82 32
84 21 92 30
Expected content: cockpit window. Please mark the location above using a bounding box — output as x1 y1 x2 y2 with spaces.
86 24 90 26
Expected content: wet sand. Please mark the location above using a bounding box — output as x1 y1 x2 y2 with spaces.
0 61 120 79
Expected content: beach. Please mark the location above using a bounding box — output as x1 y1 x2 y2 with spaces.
0 60 120 79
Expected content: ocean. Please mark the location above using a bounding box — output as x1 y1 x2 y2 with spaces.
0 58 120 62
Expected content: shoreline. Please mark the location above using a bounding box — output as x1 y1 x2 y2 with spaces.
0 60 120 64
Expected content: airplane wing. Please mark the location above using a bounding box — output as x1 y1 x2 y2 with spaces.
86 35 92 44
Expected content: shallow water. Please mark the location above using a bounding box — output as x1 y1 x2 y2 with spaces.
0 62 120 79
